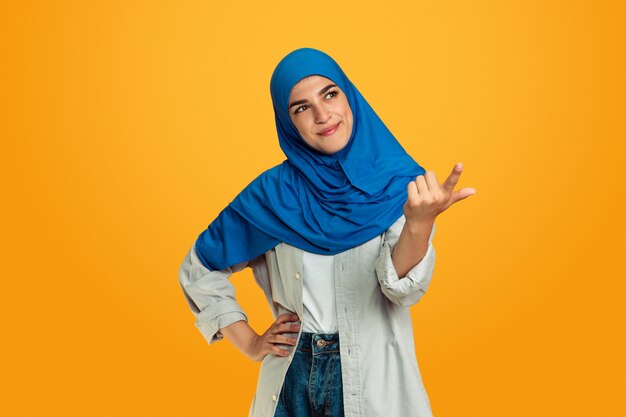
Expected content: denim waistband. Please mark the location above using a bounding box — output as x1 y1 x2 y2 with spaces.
297 331 340 355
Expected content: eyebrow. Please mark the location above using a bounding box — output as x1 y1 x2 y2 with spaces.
288 84 338 109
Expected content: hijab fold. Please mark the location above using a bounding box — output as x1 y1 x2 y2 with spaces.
195 48 425 271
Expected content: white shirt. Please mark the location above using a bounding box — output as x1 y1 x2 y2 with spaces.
301 251 338 333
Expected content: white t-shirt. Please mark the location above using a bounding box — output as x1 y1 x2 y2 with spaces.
301 251 338 333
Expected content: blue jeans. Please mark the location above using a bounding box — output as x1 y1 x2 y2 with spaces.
274 332 345 417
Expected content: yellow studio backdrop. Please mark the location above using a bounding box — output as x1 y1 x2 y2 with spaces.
1 0 624 415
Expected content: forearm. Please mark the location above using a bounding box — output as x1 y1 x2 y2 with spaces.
219 320 258 359
391 219 434 278
220 313 299 362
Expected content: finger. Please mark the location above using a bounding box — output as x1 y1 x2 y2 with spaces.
424 171 443 200
415 175 429 196
275 323 301 334
446 187 477 208
452 187 477 202
271 345 291 357
407 181 419 201
271 334 298 346
275 313 299 325
442 163 463 193
424 171 439 192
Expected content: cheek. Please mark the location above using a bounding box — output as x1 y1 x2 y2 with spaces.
300 114 311 127
345 113 354 138
343 105 353 125
292 118 311 140
342 100 353 121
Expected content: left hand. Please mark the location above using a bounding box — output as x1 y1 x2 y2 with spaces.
403 162 476 225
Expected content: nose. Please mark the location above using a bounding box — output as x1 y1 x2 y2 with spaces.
313 103 331 124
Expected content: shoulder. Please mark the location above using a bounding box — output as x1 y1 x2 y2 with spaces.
235 162 295 198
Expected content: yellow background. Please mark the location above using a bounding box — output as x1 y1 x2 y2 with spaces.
2 0 624 415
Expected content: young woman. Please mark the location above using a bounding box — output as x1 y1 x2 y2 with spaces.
178 47 475 417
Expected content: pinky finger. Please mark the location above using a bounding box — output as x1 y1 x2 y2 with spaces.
407 181 419 200
271 345 290 357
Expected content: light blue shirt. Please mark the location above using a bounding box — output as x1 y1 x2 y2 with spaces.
179 215 437 417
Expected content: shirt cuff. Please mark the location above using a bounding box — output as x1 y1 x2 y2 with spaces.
375 239 436 307
195 299 248 345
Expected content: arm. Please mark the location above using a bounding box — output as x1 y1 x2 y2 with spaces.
393 163 476 275
178 243 249 345
391 219 434 278
399 163 475 274
375 163 476 306
178 244 300 361
220 314 300 362
375 215 436 307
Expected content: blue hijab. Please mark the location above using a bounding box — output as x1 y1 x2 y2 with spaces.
195 48 425 271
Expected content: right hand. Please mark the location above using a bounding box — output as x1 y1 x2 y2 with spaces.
246 313 301 362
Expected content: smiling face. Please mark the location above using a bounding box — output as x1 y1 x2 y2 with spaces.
288 75 354 155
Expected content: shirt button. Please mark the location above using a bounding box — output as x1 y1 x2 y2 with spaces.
272 394 277 402
294 272 301 279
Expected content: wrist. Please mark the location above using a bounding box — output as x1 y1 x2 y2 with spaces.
404 218 434 236
221 320 259 357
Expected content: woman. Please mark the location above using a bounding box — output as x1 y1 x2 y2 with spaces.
178 48 475 417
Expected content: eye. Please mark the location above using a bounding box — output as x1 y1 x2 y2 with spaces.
292 91 339 115
294 105 308 114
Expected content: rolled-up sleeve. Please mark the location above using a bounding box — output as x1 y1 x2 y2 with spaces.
178 243 248 345
375 215 436 307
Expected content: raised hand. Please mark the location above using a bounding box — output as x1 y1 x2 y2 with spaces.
403 163 476 226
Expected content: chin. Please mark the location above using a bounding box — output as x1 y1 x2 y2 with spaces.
323 141 349 154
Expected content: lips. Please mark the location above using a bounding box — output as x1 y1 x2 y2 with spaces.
318 123 340 136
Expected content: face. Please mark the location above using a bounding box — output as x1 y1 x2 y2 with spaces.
288 75 354 154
